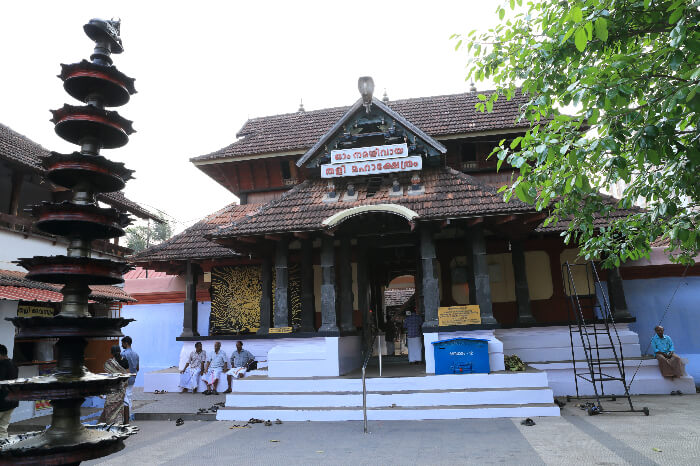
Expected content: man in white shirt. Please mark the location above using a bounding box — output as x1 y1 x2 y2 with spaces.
203 341 227 395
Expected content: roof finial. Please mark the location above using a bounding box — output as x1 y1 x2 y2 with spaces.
469 82 477 93
382 89 389 103
358 76 374 113
298 99 305 112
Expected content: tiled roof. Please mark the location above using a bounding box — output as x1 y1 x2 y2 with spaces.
385 288 415 307
123 266 169 279
192 89 531 162
0 122 161 221
535 194 642 233
129 203 259 263
210 167 535 238
0 269 135 302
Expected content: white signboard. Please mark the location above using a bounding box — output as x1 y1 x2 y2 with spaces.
330 143 408 164
321 156 422 178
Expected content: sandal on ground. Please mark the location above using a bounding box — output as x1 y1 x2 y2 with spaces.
223 389 232 394
275 419 282 424
175 418 184 426
520 418 536 426
264 420 272 426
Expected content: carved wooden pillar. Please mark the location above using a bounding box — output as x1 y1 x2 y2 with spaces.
356 241 369 332
469 224 498 326
257 256 272 335
299 238 316 332
511 240 535 324
607 267 632 319
319 236 339 334
420 226 439 331
180 260 200 337
338 235 355 332
273 237 290 328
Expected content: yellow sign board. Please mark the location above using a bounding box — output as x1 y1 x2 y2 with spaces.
269 326 293 334
438 305 481 326
17 305 54 318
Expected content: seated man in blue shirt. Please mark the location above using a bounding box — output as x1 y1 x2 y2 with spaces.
651 325 685 378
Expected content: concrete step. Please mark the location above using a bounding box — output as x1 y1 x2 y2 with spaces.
230 372 550 393
216 403 561 421
224 388 555 408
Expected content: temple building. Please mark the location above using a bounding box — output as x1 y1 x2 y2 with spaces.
131 80 696 419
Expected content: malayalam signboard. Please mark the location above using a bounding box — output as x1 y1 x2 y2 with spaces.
17 305 54 317
321 156 422 179
438 305 481 326
330 143 408 164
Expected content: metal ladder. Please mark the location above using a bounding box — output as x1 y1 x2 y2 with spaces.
562 261 649 416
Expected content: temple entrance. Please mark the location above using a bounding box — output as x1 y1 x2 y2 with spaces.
332 210 426 374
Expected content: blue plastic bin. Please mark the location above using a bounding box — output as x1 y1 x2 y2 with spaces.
432 338 490 375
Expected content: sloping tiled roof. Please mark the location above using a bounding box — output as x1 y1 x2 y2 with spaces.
129 203 259 263
385 288 415 307
0 269 135 302
210 167 535 238
535 194 642 233
192 89 531 162
0 122 161 222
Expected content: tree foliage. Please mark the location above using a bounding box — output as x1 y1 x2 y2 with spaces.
455 0 699 267
125 220 173 253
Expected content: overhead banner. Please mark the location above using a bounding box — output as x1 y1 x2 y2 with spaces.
438 305 481 326
330 143 408 164
321 156 422 179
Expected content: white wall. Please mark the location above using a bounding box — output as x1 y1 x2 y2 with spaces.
0 301 18 358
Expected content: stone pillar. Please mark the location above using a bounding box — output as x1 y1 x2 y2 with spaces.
469 224 498 326
511 240 535 324
273 237 290 328
319 236 339 335
180 260 200 337
338 236 355 332
299 238 316 332
257 256 273 335
606 267 632 319
420 226 439 331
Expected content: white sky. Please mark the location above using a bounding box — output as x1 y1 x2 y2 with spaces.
0 0 498 232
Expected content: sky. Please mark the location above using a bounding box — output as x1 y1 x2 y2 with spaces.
0 0 499 232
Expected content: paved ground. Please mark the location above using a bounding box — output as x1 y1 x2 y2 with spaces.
78 392 700 465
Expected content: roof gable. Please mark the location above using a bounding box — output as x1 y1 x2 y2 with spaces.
296 97 447 168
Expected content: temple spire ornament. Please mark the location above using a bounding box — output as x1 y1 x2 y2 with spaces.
0 18 138 464
358 76 374 113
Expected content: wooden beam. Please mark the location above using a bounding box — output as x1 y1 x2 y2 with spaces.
237 236 258 244
465 217 484 227
293 231 310 239
524 212 548 224
264 234 282 241
492 215 518 225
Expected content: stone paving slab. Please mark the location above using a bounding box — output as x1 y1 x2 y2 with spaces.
80 394 700 465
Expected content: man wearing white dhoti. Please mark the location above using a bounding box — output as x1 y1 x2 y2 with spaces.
403 311 423 363
179 342 206 393
203 341 228 395
223 341 255 394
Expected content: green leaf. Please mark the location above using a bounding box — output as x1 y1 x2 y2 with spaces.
574 28 587 52
669 7 683 24
594 17 608 42
499 7 505 20
571 6 583 23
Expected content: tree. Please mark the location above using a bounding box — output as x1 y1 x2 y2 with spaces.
125 220 173 253
455 0 699 267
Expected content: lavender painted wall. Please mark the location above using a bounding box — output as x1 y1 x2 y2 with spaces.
623 276 700 385
120 301 211 386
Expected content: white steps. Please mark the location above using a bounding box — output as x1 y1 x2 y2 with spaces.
216 372 560 421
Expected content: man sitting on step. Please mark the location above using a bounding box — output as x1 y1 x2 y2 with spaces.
203 341 228 395
224 341 255 394
651 326 685 378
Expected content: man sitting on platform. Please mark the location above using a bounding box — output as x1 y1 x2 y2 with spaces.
203 341 228 395
224 341 254 394
651 325 685 378
179 342 206 393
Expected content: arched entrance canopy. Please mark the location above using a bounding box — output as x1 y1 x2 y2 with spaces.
321 204 420 229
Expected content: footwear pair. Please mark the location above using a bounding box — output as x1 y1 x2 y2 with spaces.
175 418 184 426
671 390 683 395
